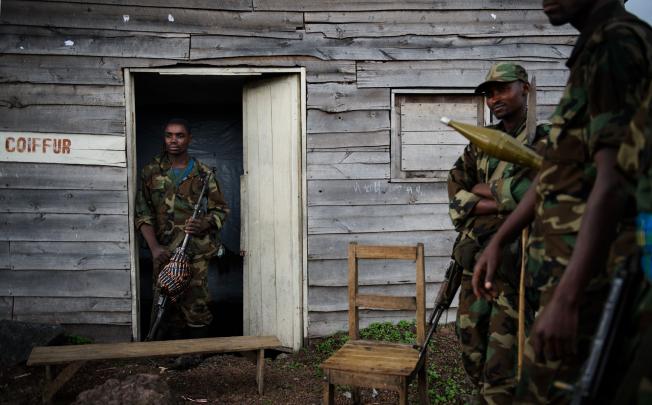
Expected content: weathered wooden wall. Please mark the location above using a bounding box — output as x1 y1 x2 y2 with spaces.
0 0 574 340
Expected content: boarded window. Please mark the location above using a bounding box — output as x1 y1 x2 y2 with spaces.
391 93 486 182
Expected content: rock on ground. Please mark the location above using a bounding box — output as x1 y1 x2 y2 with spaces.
73 373 173 405
0 320 65 368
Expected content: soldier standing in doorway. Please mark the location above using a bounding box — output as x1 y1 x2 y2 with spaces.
473 0 652 402
448 62 549 404
136 118 229 340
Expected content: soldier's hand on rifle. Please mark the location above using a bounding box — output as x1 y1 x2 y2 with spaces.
151 245 170 267
184 217 211 236
472 238 501 300
531 295 578 362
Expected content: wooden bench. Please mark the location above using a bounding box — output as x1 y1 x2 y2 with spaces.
27 335 282 403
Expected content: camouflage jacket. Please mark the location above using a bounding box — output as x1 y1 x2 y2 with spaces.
135 153 229 259
619 74 652 214
448 119 550 244
535 3 652 274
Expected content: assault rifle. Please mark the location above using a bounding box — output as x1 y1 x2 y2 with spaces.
418 259 463 360
555 256 640 404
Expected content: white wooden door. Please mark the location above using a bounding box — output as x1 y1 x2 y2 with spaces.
242 74 303 350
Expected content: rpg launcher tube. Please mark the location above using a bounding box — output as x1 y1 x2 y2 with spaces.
440 117 543 170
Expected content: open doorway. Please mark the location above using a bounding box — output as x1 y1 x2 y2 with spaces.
134 73 247 338
128 68 306 350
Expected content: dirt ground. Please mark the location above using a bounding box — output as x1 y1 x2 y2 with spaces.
0 324 473 405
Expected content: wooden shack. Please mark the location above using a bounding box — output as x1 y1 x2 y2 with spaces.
0 0 575 350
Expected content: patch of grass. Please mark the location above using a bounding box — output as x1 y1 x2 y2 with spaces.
359 320 417 344
314 333 349 358
65 334 94 345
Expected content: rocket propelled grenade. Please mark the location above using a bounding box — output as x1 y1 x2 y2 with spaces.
440 117 543 170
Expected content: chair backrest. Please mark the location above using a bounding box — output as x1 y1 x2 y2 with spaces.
347 242 426 346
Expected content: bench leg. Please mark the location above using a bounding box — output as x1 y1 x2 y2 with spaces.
322 381 334 405
256 349 264 395
43 361 86 404
398 380 408 405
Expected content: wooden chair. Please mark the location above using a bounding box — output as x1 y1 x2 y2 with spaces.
320 242 428 405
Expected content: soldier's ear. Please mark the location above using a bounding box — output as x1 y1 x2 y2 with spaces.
521 82 530 97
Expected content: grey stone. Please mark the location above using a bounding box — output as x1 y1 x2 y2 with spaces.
73 374 173 405
0 320 65 367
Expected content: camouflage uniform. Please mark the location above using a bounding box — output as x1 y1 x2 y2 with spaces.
136 153 228 329
614 50 652 405
449 63 550 404
516 4 652 403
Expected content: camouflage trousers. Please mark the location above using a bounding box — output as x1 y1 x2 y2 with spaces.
457 273 521 405
152 255 213 329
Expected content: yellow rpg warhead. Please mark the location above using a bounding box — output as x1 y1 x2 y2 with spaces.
440 117 542 170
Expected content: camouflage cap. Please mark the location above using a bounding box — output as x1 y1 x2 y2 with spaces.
474 62 529 94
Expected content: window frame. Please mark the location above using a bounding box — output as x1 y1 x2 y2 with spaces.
390 89 490 183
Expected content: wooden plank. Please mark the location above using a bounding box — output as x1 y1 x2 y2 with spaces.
36 0 253 11
254 0 550 11
355 245 418 260
0 163 127 190
309 308 457 337
0 26 190 59
0 55 353 85
356 294 416 311
0 213 128 242
308 110 390 134
311 284 440 312
401 144 466 171
191 33 575 61
0 132 126 167
43 361 86 404
60 324 132 343
307 83 389 112
308 204 452 234
308 163 388 180
27 335 283 365
307 257 450 287
4 241 129 270
400 101 478 132
0 269 131 298
0 189 127 215
0 54 181 86
305 10 574 39
308 179 448 206
0 83 124 108
192 57 356 83
0 296 13 319
14 297 132 320
0 105 125 136
308 151 388 165
308 230 456 260
358 61 570 88
3 1 303 39
401 131 468 146
308 131 389 150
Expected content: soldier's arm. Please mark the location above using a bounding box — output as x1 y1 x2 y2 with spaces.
532 149 625 360
205 173 228 230
135 171 169 263
472 177 537 299
447 145 496 227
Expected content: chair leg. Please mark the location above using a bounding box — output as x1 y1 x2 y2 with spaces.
399 382 409 405
323 381 334 405
352 387 361 405
418 364 428 405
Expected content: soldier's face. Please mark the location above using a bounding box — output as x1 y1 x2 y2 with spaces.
164 123 191 156
484 81 527 120
542 0 593 26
